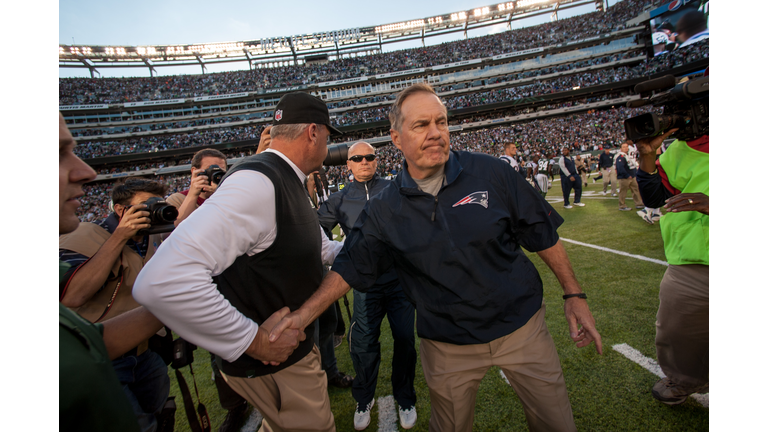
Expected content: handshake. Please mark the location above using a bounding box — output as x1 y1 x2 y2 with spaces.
246 307 309 366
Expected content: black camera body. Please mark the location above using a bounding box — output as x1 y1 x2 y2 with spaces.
138 197 178 236
204 164 225 184
624 74 708 142
171 338 197 370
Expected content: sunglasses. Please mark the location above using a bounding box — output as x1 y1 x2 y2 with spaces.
348 154 376 163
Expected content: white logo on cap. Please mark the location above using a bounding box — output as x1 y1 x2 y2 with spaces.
275 110 283 121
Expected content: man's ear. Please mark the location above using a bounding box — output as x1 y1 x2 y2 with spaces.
390 129 401 151
307 123 320 144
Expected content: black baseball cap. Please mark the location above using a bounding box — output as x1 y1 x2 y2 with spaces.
273 92 342 136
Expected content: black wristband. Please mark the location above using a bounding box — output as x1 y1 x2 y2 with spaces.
563 293 587 300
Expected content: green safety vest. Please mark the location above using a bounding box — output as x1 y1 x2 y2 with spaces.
658 139 709 266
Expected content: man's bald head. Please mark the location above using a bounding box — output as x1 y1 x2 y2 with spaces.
349 141 375 155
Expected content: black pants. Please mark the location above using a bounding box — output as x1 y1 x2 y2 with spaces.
211 353 247 410
560 174 582 206
350 282 417 409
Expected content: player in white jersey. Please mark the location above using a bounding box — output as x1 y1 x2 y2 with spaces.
532 154 549 197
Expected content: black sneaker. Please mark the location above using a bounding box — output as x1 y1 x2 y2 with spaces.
327 371 354 388
219 402 249 432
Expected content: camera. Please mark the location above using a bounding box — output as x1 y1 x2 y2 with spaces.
202 164 225 184
624 74 708 142
138 197 178 235
171 338 197 370
324 141 390 166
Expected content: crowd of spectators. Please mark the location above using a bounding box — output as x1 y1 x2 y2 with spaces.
68 38 706 146
75 125 265 159
59 0 661 105
76 104 652 221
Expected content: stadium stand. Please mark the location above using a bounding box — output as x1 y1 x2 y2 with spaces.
58 0 709 223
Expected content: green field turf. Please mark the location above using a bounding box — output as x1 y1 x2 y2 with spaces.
168 180 708 431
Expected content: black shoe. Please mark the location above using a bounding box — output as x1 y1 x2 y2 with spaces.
219 402 249 432
328 371 354 388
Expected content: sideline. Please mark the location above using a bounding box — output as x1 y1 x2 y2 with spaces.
559 237 668 266
612 343 708 407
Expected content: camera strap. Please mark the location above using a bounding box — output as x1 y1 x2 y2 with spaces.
174 364 211 432
95 253 124 322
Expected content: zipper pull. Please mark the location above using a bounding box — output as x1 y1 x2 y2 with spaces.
431 196 438 222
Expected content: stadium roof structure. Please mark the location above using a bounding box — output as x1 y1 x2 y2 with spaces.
59 0 597 77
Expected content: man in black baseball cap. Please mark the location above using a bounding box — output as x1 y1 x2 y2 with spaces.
134 91 346 431
273 92 342 136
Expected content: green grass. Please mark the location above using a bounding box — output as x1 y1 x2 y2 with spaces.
168 185 708 431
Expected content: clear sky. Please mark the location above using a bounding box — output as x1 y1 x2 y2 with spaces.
58 0 601 78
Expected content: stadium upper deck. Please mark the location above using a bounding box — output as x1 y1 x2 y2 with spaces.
59 0 660 106
60 0 641 77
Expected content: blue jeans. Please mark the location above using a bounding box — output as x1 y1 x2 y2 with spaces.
112 349 171 432
350 282 417 408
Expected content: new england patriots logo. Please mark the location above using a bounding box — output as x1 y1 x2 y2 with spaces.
452 191 489 209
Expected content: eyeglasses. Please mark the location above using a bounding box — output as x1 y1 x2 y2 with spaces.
348 154 376 163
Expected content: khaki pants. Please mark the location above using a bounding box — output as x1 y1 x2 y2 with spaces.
419 306 575 432
656 264 709 389
601 168 617 194
618 177 641 208
222 346 335 432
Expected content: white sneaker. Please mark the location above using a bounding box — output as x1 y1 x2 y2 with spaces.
573 202 585 207
612 193 618 197
399 406 417 429
637 210 653 224
354 399 375 430
602 191 607 195
651 212 662 222
564 205 573 209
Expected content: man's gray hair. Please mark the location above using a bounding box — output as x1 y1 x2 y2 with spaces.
270 123 311 141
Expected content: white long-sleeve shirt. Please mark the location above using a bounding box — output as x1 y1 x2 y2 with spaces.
133 149 343 362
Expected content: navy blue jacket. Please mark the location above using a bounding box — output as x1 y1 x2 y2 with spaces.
598 152 614 169
615 153 635 179
331 150 564 345
318 174 399 288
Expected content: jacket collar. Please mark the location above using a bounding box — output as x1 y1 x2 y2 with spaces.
351 173 380 188
396 150 463 194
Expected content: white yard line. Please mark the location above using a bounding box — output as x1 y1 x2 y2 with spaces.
499 369 511 385
377 395 398 432
240 408 263 431
612 343 708 407
559 237 668 266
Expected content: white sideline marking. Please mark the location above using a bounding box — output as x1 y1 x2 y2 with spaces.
612 343 708 407
377 395 398 432
560 237 668 266
499 369 511 385
240 408 263 431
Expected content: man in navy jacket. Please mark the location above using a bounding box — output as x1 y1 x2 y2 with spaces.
272 84 602 432
317 142 417 430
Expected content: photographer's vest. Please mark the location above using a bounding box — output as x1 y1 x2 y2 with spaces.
214 152 323 378
659 138 709 266
59 223 162 323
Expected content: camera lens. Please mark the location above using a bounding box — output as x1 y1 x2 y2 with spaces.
156 205 179 223
211 171 225 184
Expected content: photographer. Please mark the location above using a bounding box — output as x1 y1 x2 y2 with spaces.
59 178 172 432
166 148 228 225
636 128 709 405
